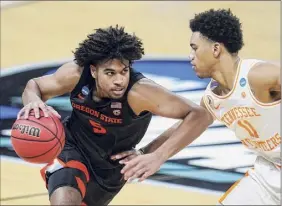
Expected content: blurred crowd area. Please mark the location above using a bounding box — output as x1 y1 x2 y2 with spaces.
1 1 280 69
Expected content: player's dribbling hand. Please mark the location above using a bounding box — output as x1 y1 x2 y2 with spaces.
110 148 143 164
120 152 165 182
17 101 61 119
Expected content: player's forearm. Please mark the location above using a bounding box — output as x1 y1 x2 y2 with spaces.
141 121 182 154
153 107 212 162
22 79 43 105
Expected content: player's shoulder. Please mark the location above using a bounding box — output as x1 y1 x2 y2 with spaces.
54 61 83 80
60 61 83 75
247 59 280 88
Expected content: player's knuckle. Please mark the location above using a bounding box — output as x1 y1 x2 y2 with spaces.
39 102 46 107
140 163 146 167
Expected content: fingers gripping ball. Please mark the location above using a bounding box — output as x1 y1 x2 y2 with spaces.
11 111 65 164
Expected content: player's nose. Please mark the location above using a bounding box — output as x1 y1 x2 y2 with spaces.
113 74 124 85
188 54 194 62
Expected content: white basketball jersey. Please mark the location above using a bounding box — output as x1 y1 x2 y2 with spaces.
203 59 281 166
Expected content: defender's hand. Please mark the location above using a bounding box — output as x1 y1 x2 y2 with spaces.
111 149 143 164
121 152 164 182
17 101 61 119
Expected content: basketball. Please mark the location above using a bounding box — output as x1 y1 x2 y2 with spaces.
11 110 65 164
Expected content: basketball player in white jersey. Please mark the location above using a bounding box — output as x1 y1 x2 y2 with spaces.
188 8 281 205
112 8 280 206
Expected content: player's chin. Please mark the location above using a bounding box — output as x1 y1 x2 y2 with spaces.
195 72 205 79
195 71 209 79
109 91 125 99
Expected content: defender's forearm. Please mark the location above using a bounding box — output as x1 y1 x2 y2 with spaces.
141 121 182 154
154 107 212 162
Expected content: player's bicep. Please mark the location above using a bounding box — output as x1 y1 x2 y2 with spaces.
128 79 200 119
33 62 82 101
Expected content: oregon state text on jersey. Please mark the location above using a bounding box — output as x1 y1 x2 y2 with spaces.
203 59 281 166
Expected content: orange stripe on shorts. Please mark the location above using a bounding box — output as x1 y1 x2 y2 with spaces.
75 176 87 198
218 171 249 204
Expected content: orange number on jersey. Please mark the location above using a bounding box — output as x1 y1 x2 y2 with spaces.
89 120 107 134
238 120 259 138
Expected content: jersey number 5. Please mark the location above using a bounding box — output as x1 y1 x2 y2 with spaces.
238 120 259 138
89 120 107 134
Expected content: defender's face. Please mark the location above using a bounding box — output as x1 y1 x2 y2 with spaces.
189 32 217 79
91 58 130 99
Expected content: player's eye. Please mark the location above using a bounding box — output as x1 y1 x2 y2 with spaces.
122 69 129 74
106 72 114 76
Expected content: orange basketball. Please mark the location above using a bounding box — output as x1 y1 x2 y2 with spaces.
11 110 65 164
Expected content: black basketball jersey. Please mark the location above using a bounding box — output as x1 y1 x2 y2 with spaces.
65 65 152 170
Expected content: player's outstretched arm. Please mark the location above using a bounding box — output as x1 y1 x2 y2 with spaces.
128 78 213 160
118 79 213 181
140 96 215 155
18 62 82 119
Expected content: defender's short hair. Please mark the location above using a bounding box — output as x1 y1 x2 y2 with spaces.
190 8 244 53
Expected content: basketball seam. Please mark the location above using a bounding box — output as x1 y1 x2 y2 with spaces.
58 122 65 149
49 115 64 150
49 114 58 137
11 135 55 142
16 137 59 158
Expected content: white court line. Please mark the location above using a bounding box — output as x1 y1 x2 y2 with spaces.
134 179 224 196
1 155 223 196
1 155 46 167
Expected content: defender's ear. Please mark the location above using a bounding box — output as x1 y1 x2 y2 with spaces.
213 43 221 58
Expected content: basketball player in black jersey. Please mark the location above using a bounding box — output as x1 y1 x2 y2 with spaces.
17 25 213 205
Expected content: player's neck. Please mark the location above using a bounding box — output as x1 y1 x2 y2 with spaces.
92 88 104 102
211 55 240 91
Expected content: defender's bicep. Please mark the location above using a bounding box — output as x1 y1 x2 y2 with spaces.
33 62 82 101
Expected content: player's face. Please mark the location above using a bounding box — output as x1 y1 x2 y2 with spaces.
189 32 218 79
91 59 130 99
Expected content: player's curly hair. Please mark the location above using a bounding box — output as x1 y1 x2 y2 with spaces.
73 25 144 67
189 8 244 54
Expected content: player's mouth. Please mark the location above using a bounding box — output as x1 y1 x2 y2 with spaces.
112 88 125 96
191 62 196 70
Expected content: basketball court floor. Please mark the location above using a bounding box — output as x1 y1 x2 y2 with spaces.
1 1 280 205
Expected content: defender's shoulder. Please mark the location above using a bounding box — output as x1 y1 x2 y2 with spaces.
248 61 280 88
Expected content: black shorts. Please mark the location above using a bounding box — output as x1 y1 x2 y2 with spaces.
40 140 125 206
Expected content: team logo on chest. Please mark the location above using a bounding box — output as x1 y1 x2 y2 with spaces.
111 102 122 116
113 110 121 116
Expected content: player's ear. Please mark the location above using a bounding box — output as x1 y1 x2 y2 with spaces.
90 65 97 79
213 43 221 58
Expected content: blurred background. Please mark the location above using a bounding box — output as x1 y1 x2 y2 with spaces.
0 1 280 205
